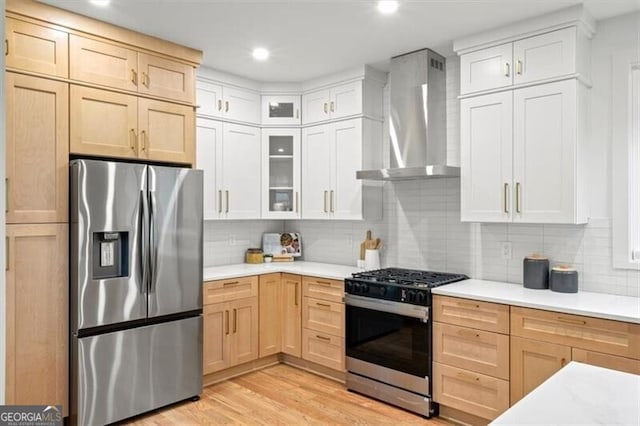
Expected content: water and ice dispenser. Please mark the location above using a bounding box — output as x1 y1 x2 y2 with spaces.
92 231 129 279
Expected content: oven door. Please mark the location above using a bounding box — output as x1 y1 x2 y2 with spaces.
345 294 430 378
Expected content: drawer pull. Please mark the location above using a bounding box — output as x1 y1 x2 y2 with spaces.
457 372 480 382
223 281 240 286
556 317 587 326
316 280 332 286
316 335 331 341
456 301 481 309
316 302 331 308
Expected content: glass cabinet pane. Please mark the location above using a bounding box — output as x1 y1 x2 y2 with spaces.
269 102 294 118
269 189 293 212
268 135 294 155
269 158 293 187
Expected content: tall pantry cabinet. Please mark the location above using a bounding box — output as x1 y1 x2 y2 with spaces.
4 0 202 416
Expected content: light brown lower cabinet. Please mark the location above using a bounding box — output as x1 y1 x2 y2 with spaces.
5 224 68 416
259 273 281 357
281 274 302 357
203 297 258 375
301 329 345 371
510 335 571 404
571 348 640 375
302 297 344 337
433 362 510 421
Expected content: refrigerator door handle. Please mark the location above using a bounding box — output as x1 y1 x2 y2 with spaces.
140 190 150 294
149 190 158 293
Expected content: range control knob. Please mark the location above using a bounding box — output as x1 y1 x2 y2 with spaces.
378 286 387 296
346 282 353 292
360 283 369 294
416 291 427 304
406 290 416 302
353 283 361 293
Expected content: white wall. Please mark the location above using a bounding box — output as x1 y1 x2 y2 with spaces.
206 12 640 298
1 0 7 404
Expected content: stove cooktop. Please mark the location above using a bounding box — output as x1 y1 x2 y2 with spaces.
345 268 468 305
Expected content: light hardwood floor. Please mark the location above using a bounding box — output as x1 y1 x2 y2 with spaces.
124 364 451 425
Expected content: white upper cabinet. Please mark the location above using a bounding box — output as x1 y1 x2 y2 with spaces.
301 118 382 220
261 128 301 219
461 79 587 224
302 81 363 125
459 26 585 95
196 80 260 125
196 117 261 220
261 95 301 125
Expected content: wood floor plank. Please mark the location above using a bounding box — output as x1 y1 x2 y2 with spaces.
123 364 451 425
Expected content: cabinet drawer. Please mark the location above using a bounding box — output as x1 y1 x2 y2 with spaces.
433 295 509 334
302 297 344 337
302 328 344 371
203 276 258 305
302 276 344 302
572 349 640 376
511 307 640 359
433 362 509 421
433 322 509 380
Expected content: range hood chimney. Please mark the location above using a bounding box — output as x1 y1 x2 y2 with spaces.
357 48 460 180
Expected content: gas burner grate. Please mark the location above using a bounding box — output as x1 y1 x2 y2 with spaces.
351 267 467 288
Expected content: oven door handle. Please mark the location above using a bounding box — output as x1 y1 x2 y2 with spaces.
345 294 429 320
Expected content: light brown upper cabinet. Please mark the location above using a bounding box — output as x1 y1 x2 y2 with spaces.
70 35 195 103
71 85 194 165
5 17 68 78
5 73 68 224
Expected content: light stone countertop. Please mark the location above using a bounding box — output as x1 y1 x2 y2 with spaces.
490 362 640 425
431 279 640 324
203 261 361 282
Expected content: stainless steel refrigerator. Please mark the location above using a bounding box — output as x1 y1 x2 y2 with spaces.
70 159 203 426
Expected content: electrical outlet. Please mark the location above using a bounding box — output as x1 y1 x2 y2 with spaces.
229 235 236 246
501 242 512 260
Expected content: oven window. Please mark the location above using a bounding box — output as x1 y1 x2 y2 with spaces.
346 304 429 377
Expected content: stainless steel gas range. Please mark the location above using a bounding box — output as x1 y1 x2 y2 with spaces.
344 268 467 418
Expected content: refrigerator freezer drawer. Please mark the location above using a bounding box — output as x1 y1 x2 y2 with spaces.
74 316 202 426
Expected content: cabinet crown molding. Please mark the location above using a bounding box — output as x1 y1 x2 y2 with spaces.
453 4 596 55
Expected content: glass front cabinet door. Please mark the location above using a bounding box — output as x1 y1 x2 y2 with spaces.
261 95 301 125
261 128 301 218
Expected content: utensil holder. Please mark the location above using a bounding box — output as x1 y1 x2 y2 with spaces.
364 249 380 270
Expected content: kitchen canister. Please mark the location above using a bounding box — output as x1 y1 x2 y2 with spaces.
523 254 549 289
550 265 578 293
245 248 264 264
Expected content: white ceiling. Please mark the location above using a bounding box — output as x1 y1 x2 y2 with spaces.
39 0 639 82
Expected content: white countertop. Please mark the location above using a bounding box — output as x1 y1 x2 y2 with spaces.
203 261 360 282
432 279 640 324
491 362 640 425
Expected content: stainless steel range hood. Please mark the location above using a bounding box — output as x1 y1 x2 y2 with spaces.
357 49 460 180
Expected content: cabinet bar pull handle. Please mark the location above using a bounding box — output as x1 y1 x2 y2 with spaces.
233 309 237 333
323 190 328 213
294 283 298 306
225 101 229 112
504 183 509 214
516 182 521 213
556 317 587 326
316 280 332 286
504 62 510 77
456 301 480 309
316 335 331 341
218 100 223 111
225 310 229 335
223 281 239 286
516 60 523 75
457 372 480 382
218 190 222 213
330 101 335 112
5 178 9 213
295 192 299 213
130 69 137 85
5 39 8 56
5 237 9 271
140 130 146 151
225 190 229 213
296 109 299 119
323 103 328 114
130 129 136 151
142 72 150 87
316 302 331 308
330 190 334 213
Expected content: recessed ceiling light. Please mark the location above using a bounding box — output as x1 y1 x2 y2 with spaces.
252 47 270 61
89 0 110 6
377 1 399 14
